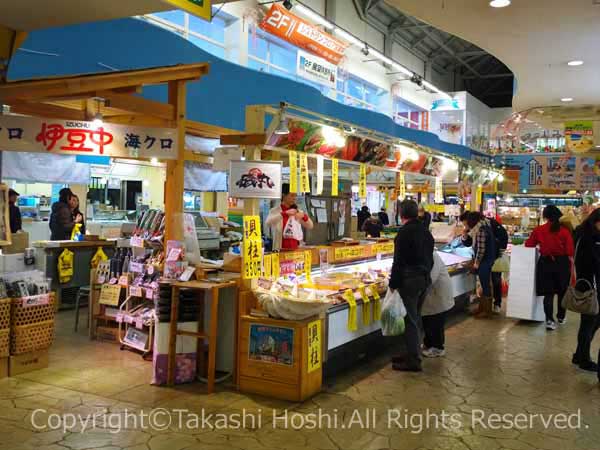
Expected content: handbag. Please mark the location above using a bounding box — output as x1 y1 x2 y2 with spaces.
492 253 510 273
562 240 599 315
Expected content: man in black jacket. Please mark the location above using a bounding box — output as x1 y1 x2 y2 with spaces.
49 188 79 240
389 199 434 371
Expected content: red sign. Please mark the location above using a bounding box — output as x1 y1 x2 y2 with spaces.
36 122 113 154
259 4 347 65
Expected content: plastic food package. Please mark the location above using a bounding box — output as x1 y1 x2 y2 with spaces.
380 288 407 336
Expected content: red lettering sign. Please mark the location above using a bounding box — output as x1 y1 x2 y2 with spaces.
259 4 347 65
36 122 114 154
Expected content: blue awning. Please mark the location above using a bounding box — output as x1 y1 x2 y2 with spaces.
8 17 477 161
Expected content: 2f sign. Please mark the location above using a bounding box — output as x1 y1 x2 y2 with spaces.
266 9 291 29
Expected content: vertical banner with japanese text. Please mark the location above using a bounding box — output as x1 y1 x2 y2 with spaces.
289 150 298 193
359 163 367 199
331 158 339 196
435 177 443 204
316 155 324 195
300 153 310 193
398 172 406 200
243 215 263 279
307 319 321 373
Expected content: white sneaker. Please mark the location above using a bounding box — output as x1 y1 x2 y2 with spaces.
546 320 557 331
558 318 567 325
493 305 502 314
422 347 446 358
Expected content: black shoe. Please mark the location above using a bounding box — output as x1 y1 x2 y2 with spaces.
391 354 407 364
579 360 598 372
392 361 422 372
572 353 580 365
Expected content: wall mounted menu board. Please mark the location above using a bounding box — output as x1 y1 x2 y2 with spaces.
0 184 12 246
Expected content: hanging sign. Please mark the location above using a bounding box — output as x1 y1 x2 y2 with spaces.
476 184 483 207
297 49 338 89
260 4 347 65
565 121 594 154
307 319 321 373
343 289 358 331
398 172 406 200
271 252 280 279
359 163 367 199
331 158 339 196
0 114 178 159
229 160 282 199
243 215 263 279
435 177 443 204
279 251 307 276
162 0 212 22
369 285 381 321
300 153 310 193
359 285 371 326
263 254 272 278
316 155 324 195
304 250 312 281
289 150 298 193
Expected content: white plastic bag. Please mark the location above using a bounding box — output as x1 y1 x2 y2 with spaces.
283 217 304 241
380 288 406 336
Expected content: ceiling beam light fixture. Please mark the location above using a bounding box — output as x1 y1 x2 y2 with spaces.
294 3 334 29
561 97 574 102
567 60 584 66
489 0 511 7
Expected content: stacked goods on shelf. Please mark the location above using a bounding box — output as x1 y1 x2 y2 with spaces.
132 209 165 243
152 283 198 385
10 293 55 355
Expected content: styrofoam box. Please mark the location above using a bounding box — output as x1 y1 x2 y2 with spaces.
0 253 26 273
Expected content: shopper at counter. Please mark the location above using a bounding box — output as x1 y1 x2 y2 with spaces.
49 188 81 240
357 205 370 232
418 203 432 230
8 189 22 233
362 214 383 238
389 199 434 372
572 209 600 372
266 184 313 251
378 207 390 226
525 205 574 331
70 194 86 235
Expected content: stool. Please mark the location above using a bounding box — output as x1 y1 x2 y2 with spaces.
74 286 91 332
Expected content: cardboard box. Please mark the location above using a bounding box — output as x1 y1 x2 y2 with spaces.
0 357 8 379
9 349 48 376
3 232 29 255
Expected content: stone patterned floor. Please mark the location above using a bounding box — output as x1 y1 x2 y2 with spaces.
1 307 599 450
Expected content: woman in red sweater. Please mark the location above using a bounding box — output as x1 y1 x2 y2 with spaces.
525 205 574 330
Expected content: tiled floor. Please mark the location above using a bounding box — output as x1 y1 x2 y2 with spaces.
1 307 599 450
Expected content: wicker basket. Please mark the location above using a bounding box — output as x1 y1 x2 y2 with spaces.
0 328 9 357
0 298 10 330
11 293 55 327
10 320 54 355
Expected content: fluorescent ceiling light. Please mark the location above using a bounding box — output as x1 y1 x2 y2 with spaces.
489 0 511 7
370 48 393 66
391 62 413 77
333 27 363 47
561 97 574 102
567 60 584 66
294 4 334 29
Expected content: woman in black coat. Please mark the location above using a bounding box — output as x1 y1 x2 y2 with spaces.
573 208 600 372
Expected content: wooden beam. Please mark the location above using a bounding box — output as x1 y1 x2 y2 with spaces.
9 102 86 121
0 63 209 101
184 150 213 164
185 119 240 138
99 90 175 120
220 133 266 146
104 114 176 128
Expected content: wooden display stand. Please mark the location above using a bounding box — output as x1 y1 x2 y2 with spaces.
238 315 323 402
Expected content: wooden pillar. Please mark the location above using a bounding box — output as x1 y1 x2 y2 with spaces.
164 80 186 241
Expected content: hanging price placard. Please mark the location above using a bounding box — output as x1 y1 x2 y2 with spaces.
343 289 358 332
316 155 324 195
272 252 280 279
359 285 371 326
243 215 263 280
307 319 321 373
435 177 443 204
304 250 312 281
300 153 310 193
263 254 272 278
398 172 406 200
289 150 298 193
359 163 367 199
331 158 339 196
476 184 483 207
368 285 381 321
374 242 394 254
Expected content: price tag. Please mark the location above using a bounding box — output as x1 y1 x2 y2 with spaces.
179 266 195 282
148 265 155 275
359 285 371 326
129 286 143 297
97 274 106 284
368 285 381 321
272 253 280 279
99 284 121 306
115 313 124 323
125 314 134 324
304 250 312 281
167 247 182 262
118 275 129 287
21 294 51 308
129 262 144 273
145 288 155 300
130 236 144 248
334 246 364 261
374 242 394 254
135 317 144 329
343 289 358 332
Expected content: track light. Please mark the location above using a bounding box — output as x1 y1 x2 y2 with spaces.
274 102 290 135
361 44 370 57
282 0 293 10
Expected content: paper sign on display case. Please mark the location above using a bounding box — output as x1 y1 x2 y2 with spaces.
229 161 282 199
0 114 178 160
331 158 339 196
297 49 338 89
289 150 298 193
99 284 121 306
307 319 321 373
260 4 347 65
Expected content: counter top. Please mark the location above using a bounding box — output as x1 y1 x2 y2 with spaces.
33 240 117 249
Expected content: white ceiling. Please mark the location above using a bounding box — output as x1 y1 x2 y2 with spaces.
385 0 600 112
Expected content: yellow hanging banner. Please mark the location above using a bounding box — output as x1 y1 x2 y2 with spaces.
369 285 381 321
307 319 321 373
289 150 298 193
243 215 263 280
476 184 483 207
331 158 339 196
304 250 312 281
359 163 367 199
398 172 406 200
343 289 358 331
263 254 272 278
359 285 371 326
300 153 310 193
271 252 280 279
435 177 444 204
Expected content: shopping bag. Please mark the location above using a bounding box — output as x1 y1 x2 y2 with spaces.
282 217 303 241
90 247 108 269
380 288 406 336
492 254 510 273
